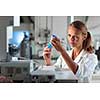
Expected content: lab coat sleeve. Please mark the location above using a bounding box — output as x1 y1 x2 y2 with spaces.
54 50 71 68
75 54 98 82
54 56 62 68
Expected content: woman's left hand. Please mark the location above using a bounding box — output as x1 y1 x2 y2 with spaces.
51 37 64 52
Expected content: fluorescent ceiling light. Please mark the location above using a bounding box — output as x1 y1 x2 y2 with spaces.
13 16 20 26
71 16 74 23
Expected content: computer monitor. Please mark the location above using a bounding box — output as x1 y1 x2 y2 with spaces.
9 31 29 48
8 31 30 56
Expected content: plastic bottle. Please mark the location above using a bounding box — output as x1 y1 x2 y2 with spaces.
47 34 57 49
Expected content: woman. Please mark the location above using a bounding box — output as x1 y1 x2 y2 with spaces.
43 20 98 82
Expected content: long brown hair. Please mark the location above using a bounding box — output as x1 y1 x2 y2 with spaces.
69 20 94 53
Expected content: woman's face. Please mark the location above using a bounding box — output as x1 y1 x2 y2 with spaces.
68 26 85 48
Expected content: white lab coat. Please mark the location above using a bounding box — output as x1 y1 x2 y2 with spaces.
54 49 98 82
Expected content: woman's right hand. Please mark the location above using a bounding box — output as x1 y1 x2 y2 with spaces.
43 46 52 66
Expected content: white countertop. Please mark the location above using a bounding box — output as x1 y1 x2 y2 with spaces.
31 67 78 82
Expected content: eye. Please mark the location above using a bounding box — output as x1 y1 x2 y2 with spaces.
74 36 79 40
68 34 71 37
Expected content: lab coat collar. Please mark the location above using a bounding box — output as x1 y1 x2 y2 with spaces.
69 49 87 63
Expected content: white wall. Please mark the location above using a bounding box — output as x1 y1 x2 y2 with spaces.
74 16 86 22
0 16 13 61
86 16 100 48
86 16 100 38
52 16 67 40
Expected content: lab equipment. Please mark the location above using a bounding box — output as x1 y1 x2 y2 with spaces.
47 42 53 49
47 34 57 49
30 67 78 83
9 31 30 48
0 60 34 82
8 31 30 58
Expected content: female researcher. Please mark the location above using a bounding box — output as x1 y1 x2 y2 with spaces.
43 20 98 82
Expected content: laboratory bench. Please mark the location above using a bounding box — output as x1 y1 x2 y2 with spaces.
0 60 78 83
30 68 78 83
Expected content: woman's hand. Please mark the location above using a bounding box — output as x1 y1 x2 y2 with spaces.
51 37 64 52
43 46 52 66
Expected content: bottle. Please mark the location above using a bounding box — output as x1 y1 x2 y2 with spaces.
47 34 57 49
